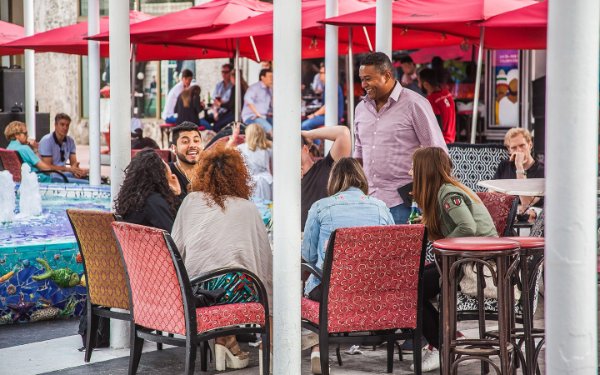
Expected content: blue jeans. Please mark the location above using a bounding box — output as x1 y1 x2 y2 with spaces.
245 116 273 133
389 204 411 224
301 115 325 131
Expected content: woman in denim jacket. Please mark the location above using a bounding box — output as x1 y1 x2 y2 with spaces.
302 157 394 374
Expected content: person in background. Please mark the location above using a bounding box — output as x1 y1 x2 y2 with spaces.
162 69 194 124
214 69 248 133
172 144 272 372
418 68 456 144
493 128 544 221
114 149 180 232
4 121 67 183
411 147 497 372
399 55 424 95
212 63 234 112
431 56 452 87
301 66 345 131
242 68 273 134
301 125 352 230
238 124 272 200
38 113 89 182
302 157 394 374
354 52 447 224
169 122 203 200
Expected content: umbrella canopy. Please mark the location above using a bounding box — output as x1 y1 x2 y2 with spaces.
0 20 24 56
175 0 464 60
480 0 547 49
323 0 538 48
4 11 233 61
408 44 474 64
92 0 272 44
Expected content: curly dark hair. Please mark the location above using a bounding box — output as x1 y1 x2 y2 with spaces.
191 143 251 209
114 148 178 218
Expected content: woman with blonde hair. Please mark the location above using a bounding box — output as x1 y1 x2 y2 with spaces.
410 146 497 372
302 157 394 374
238 123 273 200
171 143 272 371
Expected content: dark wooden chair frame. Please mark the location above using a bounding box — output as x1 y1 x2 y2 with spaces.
116 229 270 375
301 229 428 375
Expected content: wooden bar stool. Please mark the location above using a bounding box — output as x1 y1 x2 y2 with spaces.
433 237 520 375
159 123 176 148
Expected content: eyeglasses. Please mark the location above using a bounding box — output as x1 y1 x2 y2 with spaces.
17 131 28 136
221 70 231 74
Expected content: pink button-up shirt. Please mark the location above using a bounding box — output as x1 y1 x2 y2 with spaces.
353 82 447 208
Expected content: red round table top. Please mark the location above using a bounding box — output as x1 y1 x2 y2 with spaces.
504 236 545 249
433 237 520 251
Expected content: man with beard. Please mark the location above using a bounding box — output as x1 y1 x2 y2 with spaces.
169 122 202 200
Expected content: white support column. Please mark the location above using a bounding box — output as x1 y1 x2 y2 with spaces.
375 0 392 58
545 0 599 373
470 29 485 144
273 0 301 373
324 0 339 154
87 0 101 186
347 27 355 151
24 0 35 138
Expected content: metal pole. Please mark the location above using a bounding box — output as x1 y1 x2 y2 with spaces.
375 0 392 58
469 28 485 144
273 0 301 373
545 0 599 373
324 0 338 154
235 39 241 123
347 27 355 151
24 0 35 138
88 0 101 186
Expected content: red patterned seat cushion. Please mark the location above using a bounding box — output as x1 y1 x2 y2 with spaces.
476 192 516 236
196 302 265 333
301 297 319 325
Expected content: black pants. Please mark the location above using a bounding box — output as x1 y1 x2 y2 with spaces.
422 264 441 349
307 285 322 302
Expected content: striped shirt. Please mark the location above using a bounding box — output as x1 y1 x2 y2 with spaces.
353 81 447 208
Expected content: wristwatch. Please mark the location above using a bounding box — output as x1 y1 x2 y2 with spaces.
516 169 527 176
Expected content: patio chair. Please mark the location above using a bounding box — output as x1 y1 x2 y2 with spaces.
448 143 509 192
0 147 68 183
111 222 270 375
301 225 427 375
66 209 131 362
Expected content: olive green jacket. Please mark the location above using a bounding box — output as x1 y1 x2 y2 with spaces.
437 183 497 238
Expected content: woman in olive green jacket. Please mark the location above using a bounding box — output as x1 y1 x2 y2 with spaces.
409 147 497 372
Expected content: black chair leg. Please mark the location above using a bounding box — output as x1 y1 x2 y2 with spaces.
156 330 163 351
263 329 271 375
413 332 422 375
336 344 343 366
320 334 330 375
184 340 197 375
128 325 144 375
85 309 98 363
386 335 395 373
396 341 403 362
200 341 209 371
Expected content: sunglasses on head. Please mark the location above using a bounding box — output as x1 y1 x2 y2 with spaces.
60 148 66 162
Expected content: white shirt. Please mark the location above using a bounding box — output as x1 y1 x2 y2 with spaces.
161 80 196 120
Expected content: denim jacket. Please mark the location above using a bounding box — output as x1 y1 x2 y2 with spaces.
302 187 395 295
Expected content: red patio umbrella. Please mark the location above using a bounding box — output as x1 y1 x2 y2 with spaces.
481 0 547 49
409 44 474 64
3 11 233 61
0 20 24 56
92 0 272 45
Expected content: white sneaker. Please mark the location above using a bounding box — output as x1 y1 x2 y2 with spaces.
410 347 440 372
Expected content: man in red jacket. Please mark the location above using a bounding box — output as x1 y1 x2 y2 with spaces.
418 68 456 144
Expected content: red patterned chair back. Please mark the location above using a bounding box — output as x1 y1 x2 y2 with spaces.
111 222 192 336
131 149 172 163
476 192 518 236
0 148 22 182
322 225 426 333
67 210 130 310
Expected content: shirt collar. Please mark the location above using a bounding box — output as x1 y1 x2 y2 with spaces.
363 80 403 108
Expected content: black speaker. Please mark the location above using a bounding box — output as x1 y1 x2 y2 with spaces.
531 76 546 156
0 69 25 113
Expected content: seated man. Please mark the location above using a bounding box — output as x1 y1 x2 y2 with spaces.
4 121 66 183
301 67 345 131
241 68 273 134
169 122 203 201
162 69 195 124
493 128 544 221
38 113 89 183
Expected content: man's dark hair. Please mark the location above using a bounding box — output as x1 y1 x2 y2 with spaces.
55 112 71 124
361 52 394 75
399 55 415 65
221 63 233 72
171 121 200 145
418 68 440 88
181 69 194 79
259 68 272 80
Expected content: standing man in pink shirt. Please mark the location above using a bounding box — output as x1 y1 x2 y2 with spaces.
354 52 447 224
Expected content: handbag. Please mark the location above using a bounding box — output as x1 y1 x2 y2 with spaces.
459 262 521 301
192 286 226 308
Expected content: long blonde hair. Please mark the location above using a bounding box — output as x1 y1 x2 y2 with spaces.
245 124 271 151
412 147 479 240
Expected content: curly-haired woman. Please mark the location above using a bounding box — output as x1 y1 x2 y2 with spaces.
171 143 272 371
114 149 181 232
